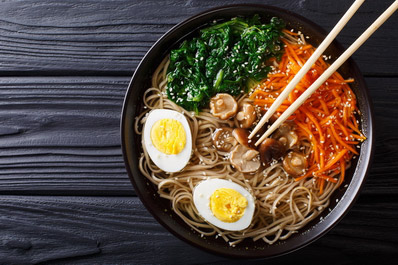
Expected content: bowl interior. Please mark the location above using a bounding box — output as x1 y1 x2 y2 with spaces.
121 4 373 258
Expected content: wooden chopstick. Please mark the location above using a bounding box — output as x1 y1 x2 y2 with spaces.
249 0 365 140
254 0 398 146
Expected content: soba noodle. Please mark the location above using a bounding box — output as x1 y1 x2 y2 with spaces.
134 31 347 245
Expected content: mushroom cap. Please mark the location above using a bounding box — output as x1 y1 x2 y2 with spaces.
273 122 298 149
258 138 285 165
282 151 308 176
232 128 253 148
236 102 257 128
212 127 238 152
210 93 238 120
229 144 260 173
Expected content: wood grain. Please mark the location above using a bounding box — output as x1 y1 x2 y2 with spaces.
0 77 133 195
364 77 398 197
0 0 397 76
0 196 396 265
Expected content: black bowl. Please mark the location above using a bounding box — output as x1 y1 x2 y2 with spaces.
121 4 374 259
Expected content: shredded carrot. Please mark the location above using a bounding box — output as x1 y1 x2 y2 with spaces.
251 37 366 193
315 149 348 175
319 178 325 195
338 158 346 186
317 174 338 184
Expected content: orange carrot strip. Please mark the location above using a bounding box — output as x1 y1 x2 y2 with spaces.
338 158 345 186
317 174 338 183
315 149 348 175
330 126 358 155
319 179 325 195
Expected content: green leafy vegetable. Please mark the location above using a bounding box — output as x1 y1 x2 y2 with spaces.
166 15 285 112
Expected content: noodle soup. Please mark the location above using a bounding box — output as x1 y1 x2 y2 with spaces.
122 6 373 257
134 15 365 246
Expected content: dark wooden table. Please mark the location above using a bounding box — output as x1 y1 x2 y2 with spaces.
0 0 397 264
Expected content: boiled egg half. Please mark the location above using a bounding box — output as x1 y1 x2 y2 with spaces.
193 178 255 231
143 109 192 172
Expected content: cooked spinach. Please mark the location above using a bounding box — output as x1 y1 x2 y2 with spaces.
166 15 285 112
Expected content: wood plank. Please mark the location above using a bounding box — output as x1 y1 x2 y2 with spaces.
0 76 397 196
0 0 396 76
364 77 398 197
0 76 133 195
0 196 396 264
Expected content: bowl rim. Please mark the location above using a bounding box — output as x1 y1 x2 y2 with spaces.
121 3 374 259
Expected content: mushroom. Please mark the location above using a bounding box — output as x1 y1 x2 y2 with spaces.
273 122 298 150
229 144 260 173
210 93 238 120
282 151 308 176
258 138 285 165
212 127 237 152
236 102 256 128
232 128 253 148
269 113 280 124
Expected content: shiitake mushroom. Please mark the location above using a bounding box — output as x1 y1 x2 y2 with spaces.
282 151 308 176
229 144 260 173
210 93 238 120
258 138 285 165
212 127 237 152
236 103 257 128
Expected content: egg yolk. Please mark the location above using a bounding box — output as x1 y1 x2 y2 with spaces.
150 118 186 155
210 188 248 223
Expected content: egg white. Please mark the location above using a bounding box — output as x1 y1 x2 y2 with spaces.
193 178 255 231
143 109 192 173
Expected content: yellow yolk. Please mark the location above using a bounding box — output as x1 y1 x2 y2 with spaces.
150 118 186 155
210 188 248 223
